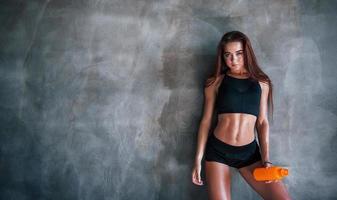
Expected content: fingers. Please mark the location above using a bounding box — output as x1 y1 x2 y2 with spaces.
192 170 203 185
194 173 203 185
264 179 279 184
197 172 203 185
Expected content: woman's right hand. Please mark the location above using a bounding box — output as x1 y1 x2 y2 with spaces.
191 163 204 186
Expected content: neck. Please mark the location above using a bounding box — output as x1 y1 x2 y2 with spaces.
228 69 249 76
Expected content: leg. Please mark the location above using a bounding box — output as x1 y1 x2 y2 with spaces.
205 161 232 200
238 161 291 200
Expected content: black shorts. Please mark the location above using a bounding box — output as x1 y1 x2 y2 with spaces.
204 132 262 169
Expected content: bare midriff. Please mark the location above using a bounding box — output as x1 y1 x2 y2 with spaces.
213 113 257 146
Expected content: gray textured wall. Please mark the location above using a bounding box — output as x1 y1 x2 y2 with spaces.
1 0 337 199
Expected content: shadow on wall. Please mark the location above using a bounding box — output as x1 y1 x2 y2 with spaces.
156 14 234 199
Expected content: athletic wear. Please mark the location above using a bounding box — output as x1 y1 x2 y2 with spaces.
216 70 261 117
205 132 262 168
204 69 263 168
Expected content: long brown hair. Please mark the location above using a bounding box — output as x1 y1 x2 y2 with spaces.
205 31 274 122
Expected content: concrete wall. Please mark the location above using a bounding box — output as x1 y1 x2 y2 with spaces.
1 0 336 199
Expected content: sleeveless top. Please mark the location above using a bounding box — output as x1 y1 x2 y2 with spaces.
216 70 262 117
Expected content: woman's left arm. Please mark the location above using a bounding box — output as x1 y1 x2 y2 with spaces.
256 81 270 165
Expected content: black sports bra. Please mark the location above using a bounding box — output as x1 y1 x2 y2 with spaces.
216 70 262 117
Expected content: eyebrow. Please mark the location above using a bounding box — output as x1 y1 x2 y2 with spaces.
224 50 243 54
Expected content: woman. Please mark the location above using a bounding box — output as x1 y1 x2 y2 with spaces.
191 31 291 200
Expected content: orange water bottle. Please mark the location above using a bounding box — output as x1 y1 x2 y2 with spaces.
253 166 289 181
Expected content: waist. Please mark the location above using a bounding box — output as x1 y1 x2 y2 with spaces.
214 117 256 145
209 132 257 150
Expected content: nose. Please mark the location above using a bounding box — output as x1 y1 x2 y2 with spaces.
231 55 239 63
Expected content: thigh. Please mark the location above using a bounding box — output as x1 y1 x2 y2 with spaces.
205 161 232 200
238 161 291 200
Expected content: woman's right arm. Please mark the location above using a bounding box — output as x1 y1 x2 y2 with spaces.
193 77 218 165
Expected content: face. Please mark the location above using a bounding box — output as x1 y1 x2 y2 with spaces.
223 41 245 71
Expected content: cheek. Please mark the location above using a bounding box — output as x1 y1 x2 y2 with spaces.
225 59 232 65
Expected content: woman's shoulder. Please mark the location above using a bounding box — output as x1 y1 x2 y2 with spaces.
204 74 225 93
257 80 270 93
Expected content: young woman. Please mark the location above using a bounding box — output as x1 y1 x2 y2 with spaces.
191 31 291 200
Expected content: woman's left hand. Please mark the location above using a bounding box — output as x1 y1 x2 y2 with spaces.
262 161 279 184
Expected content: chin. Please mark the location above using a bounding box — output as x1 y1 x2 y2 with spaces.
231 65 243 69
